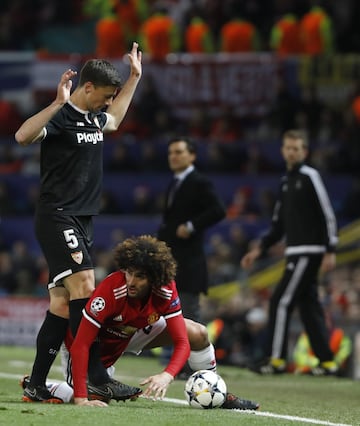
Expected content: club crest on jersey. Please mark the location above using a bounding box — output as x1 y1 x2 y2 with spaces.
148 312 160 324
91 297 105 314
71 251 83 264
113 314 123 322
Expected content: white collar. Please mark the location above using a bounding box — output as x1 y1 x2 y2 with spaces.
174 165 194 182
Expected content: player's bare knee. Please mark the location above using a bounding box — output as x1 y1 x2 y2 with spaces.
64 269 95 299
49 300 69 319
49 287 70 318
187 320 210 350
197 323 210 348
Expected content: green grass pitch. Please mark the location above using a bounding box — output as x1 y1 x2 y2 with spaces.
0 346 359 426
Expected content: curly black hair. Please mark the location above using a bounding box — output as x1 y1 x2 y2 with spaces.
113 235 177 288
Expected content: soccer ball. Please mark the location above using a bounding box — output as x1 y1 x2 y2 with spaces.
184 370 227 409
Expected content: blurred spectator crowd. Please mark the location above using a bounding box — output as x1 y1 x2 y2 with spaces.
0 0 359 55
1 0 360 367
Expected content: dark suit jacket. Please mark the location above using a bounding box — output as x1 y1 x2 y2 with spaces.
158 169 226 294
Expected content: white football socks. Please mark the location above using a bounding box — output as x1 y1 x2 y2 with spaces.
48 381 73 403
188 344 217 372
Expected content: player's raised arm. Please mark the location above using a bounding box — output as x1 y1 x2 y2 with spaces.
15 69 77 145
105 42 142 132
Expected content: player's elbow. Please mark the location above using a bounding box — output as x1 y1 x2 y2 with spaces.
15 130 29 146
15 129 38 146
104 123 118 133
105 114 125 133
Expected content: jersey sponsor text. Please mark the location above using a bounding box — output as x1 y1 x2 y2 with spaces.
76 132 104 144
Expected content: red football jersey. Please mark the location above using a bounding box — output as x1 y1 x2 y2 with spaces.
71 271 190 398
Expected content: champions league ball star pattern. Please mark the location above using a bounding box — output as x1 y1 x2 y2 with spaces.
184 370 227 409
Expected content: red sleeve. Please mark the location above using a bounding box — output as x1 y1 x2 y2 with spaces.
69 317 100 399
163 314 190 377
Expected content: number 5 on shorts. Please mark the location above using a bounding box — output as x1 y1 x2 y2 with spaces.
63 229 79 249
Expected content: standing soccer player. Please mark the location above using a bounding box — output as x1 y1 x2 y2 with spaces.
15 43 142 403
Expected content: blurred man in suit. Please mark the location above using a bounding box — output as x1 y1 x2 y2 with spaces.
158 137 226 323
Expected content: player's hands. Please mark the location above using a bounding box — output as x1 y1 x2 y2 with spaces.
74 397 108 407
241 248 261 270
128 42 142 79
176 224 191 239
320 252 336 273
140 371 174 400
56 69 77 105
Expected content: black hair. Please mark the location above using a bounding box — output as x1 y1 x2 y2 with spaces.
78 59 122 87
168 136 197 155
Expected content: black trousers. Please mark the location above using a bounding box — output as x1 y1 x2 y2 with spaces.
178 291 202 324
266 254 333 362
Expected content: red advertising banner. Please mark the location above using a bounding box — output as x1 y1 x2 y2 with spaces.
0 297 49 346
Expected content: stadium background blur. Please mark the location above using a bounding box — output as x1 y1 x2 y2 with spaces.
1 0 360 375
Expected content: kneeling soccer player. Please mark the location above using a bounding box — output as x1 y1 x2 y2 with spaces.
25 236 260 410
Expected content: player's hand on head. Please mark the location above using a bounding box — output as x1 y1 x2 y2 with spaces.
140 372 174 400
128 42 142 78
56 69 77 105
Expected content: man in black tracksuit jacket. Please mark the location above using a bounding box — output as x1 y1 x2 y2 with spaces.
241 129 338 375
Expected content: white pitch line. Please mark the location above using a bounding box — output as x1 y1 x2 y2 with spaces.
251 411 352 426
2 372 352 426
162 397 352 426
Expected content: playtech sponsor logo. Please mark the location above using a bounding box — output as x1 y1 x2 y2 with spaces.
76 132 103 144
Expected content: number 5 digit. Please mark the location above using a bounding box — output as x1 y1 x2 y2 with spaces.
63 229 79 249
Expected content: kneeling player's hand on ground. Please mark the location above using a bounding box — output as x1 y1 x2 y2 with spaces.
140 372 174 400
74 397 108 407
